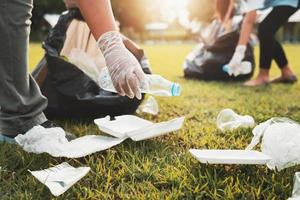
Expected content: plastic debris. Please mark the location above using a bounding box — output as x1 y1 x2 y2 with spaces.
288 172 300 200
216 109 255 132
246 117 300 171
94 115 185 141
223 61 252 77
189 149 272 165
29 162 90 196
137 96 159 115
99 68 181 96
15 126 125 158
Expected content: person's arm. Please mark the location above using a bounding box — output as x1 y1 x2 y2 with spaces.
237 10 257 45
78 0 117 39
227 11 257 68
77 0 145 100
223 0 234 25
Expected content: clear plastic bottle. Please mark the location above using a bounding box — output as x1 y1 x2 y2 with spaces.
223 61 252 77
99 68 181 96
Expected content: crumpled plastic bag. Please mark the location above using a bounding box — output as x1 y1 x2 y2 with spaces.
216 109 255 132
137 96 159 115
68 48 102 85
246 117 300 171
29 162 90 197
15 126 125 158
199 19 226 45
288 172 300 200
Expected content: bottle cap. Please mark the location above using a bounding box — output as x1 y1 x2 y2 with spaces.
223 65 230 73
171 83 181 96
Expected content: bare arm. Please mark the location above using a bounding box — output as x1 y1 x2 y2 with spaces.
238 10 257 45
223 0 235 25
77 0 145 99
225 11 257 73
77 0 118 40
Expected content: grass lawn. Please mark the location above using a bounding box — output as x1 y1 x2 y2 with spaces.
1 42 300 199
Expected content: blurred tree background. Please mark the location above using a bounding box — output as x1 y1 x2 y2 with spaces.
31 0 300 42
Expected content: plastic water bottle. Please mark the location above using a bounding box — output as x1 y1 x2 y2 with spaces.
223 61 252 77
99 68 181 97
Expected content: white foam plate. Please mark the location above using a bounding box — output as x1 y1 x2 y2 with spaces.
189 149 272 165
94 115 185 141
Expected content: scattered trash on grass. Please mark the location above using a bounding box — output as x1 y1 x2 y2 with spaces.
29 162 90 197
189 149 271 165
246 117 300 171
94 115 185 141
15 126 124 158
216 109 255 132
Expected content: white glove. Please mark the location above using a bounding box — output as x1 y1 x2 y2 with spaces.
228 45 246 68
98 31 146 100
225 45 247 76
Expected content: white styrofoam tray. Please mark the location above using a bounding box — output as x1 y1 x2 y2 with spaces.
189 149 272 165
94 115 185 141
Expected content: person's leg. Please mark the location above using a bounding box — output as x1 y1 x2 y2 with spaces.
245 6 298 86
0 0 48 137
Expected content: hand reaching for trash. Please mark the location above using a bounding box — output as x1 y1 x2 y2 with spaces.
98 31 146 100
227 45 246 70
224 45 250 76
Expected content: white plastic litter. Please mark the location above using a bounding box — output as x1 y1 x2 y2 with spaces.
68 48 102 85
99 68 181 97
223 61 252 77
94 115 185 141
15 126 125 158
288 172 300 200
216 109 255 132
29 162 90 197
137 96 159 115
246 117 300 171
189 149 272 165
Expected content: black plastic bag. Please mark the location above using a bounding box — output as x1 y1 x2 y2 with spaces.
32 9 151 119
183 30 255 81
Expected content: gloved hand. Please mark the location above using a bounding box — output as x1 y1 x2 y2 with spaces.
225 45 246 76
98 31 146 100
228 45 246 68
63 0 78 9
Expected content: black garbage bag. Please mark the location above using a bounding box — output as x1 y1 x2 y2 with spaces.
183 30 255 81
32 9 151 119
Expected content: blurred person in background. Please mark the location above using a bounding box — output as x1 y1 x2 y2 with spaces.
215 0 235 31
225 0 300 86
0 0 145 141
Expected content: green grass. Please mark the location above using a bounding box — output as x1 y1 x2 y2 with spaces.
1 42 300 199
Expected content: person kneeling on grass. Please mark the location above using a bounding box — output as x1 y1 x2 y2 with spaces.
0 0 146 142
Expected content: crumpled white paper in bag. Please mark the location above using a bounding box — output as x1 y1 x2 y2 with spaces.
29 162 90 196
68 48 102 84
137 96 159 115
15 126 125 158
216 109 255 132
